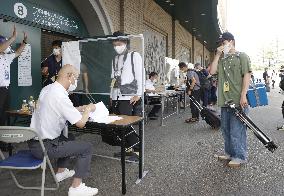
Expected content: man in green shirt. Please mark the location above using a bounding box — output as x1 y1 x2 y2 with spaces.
210 32 252 168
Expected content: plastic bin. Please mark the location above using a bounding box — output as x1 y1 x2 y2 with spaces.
247 83 268 108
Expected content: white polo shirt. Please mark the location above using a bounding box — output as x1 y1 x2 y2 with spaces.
0 53 16 87
145 79 155 91
30 81 82 140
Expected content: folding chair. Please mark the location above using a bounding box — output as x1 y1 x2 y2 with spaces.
0 126 59 196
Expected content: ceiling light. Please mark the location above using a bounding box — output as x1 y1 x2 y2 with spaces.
166 0 170 2
185 20 189 23
201 13 206 16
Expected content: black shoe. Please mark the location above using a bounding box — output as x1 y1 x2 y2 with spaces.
127 153 139 162
148 114 159 119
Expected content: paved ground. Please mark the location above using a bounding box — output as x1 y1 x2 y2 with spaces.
1 87 284 196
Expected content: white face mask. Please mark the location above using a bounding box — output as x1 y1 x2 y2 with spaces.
114 44 126 54
68 79 77 92
223 43 232 56
3 46 12 54
153 79 157 83
53 48 61 56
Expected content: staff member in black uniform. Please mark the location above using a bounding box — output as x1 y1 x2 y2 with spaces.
41 40 62 87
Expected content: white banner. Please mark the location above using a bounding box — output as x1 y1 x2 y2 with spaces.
62 41 81 71
18 44 32 86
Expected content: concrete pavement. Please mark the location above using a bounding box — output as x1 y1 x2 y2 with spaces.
1 87 284 196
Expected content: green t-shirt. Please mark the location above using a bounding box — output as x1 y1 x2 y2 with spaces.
217 52 252 107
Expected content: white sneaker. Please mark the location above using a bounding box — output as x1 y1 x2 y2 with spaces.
56 168 75 182
228 158 246 168
68 183 98 196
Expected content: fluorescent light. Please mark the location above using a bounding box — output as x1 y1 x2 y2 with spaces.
185 20 189 23
201 13 206 16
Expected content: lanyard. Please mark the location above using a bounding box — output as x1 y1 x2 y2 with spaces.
114 53 128 76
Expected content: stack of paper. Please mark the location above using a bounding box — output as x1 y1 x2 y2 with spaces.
89 101 122 124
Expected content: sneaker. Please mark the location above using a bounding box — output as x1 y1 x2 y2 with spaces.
56 168 75 182
68 183 98 196
277 125 284 131
228 159 242 168
216 155 231 161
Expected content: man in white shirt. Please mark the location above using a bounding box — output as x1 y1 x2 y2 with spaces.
28 64 98 196
109 31 143 161
0 25 27 125
145 72 161 118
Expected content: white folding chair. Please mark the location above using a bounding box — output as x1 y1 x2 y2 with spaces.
0 126 59 196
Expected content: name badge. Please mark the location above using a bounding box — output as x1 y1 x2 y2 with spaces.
110 78 116 88
4 70 9 80
224 81 230 92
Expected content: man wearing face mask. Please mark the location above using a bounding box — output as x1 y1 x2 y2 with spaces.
0 25 27 126
145 71 161 119
210 32 252 168
41 40 62 87
110 31 143 161
29 64 99 196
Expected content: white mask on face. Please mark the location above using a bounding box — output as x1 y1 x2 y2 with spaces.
153 79 157 83
68 78 78 92
223 42 232 56
53 48 61 56
3 46 12 54
114 44 127 54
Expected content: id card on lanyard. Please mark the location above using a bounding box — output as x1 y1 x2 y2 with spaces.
223 59 231 93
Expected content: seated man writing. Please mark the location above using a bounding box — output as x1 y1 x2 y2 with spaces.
28 64 98 196
145 72 161 119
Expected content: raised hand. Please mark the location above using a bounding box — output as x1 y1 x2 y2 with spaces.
11 25 17 39
23 31 27 43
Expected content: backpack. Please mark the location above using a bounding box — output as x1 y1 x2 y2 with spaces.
195 70 210 90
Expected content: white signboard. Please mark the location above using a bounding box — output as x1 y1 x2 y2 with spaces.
62 41 81 71
18 44 32 86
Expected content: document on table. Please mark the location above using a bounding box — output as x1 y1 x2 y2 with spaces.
89 101 123 124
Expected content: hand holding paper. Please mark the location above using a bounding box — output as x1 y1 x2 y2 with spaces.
89 102 122 124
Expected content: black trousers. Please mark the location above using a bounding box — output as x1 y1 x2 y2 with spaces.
0 87 9 125
111 100 141 150
147 99 161 116
190 89 201 119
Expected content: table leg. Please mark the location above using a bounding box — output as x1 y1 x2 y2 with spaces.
6 115 12 156
161 96 165 126
138 121 143 178
120 128 126 195
184 90 186 111
176 95 179 115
